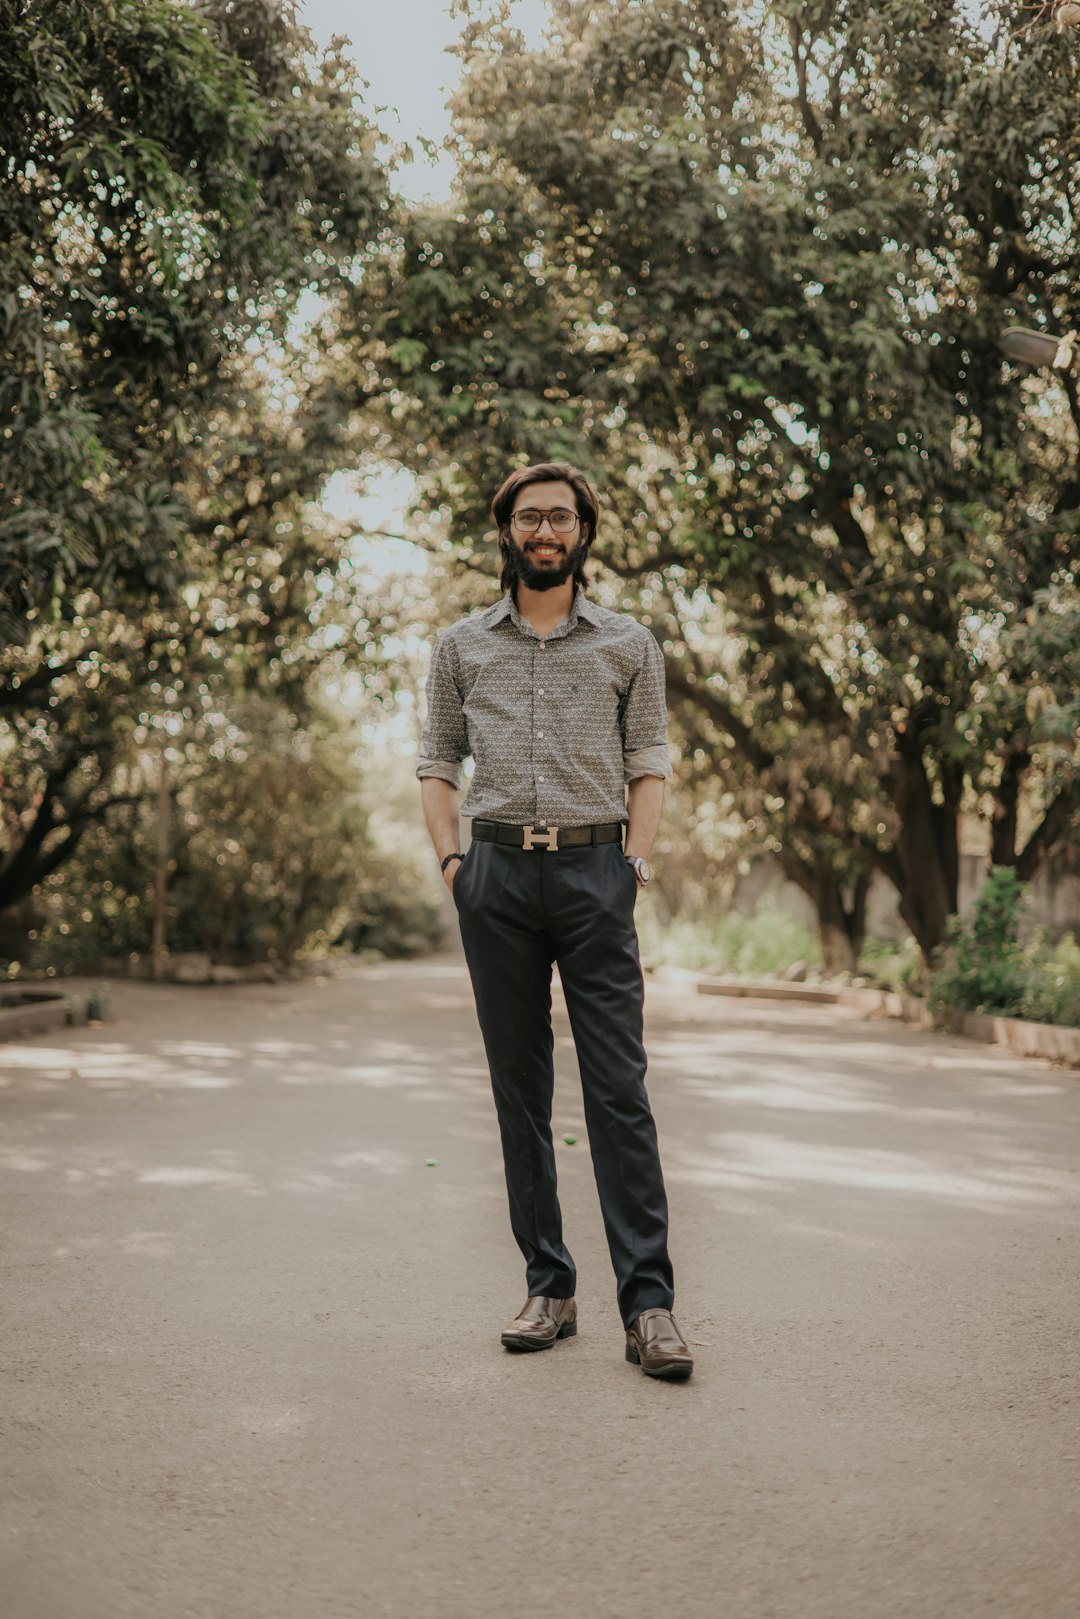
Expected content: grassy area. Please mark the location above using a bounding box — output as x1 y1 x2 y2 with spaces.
638 872 1080 1030
637 893 929 991
636 893 821 977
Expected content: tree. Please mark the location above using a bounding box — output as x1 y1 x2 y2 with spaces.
0 0 393 921
0 0 388 631
9 695 446 971
353 0 1080 964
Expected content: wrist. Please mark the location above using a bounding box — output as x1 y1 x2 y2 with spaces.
440 851 464 873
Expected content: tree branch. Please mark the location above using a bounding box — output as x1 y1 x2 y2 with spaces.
0 656 84 710
666 659 906 891
664 662 773 773
1015 781 1080 882
787 20 824 156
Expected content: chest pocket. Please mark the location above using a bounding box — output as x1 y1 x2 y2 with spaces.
555 672 621 750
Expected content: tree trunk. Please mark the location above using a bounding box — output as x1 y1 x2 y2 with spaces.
150 739 170 981
815 869 870 972
778 850 871 972
887 753 959 964
667 674 1070 967
990 749 1030 866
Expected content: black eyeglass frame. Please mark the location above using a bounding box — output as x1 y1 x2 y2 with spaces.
508 509 582 532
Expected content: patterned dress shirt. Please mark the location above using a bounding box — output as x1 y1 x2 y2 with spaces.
416 588 672 827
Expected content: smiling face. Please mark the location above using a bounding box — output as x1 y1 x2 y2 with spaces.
503 479 588 593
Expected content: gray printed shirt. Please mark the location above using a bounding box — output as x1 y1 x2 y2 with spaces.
416 588 672 827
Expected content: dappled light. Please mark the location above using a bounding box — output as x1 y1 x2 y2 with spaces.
668 1132 1074 1210
3 957 1079 1619
3 963 1076 1224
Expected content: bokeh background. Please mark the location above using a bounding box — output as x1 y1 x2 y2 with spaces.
3 0 1079 1025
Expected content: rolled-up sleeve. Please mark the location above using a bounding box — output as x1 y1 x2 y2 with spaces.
416 630 469 789
621 632 673 782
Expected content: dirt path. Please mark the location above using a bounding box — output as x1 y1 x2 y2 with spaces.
2 959 1079 1618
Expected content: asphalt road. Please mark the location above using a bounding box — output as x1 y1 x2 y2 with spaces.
2 958 1079 1618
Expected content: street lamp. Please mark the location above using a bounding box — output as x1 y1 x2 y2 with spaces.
999 326 1077 371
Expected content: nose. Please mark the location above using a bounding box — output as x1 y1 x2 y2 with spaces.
532 517 561 537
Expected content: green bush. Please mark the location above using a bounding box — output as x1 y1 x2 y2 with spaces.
927 866 1028 1019
1019 931 1080 1029
927 866 1080 1028
859 934 925 995
9 701 444 974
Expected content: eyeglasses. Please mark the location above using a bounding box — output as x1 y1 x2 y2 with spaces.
510 508 580 534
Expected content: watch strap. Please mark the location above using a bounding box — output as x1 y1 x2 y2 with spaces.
440 851 464 873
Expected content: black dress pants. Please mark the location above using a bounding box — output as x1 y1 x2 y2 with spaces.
454 837 674 1328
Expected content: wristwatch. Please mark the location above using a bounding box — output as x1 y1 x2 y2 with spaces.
626 855 652 885
441 851 464 873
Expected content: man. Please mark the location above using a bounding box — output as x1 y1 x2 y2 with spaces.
417 460 693 1381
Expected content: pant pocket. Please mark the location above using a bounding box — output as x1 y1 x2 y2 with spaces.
452 842 481 909
616 846 638 902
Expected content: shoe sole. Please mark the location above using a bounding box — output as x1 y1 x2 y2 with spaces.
501 1319 577 1352
625 1343 693 1380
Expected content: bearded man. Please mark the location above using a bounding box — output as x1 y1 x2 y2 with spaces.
417 460 693 1381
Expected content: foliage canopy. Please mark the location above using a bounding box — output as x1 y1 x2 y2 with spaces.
356 0 1080 960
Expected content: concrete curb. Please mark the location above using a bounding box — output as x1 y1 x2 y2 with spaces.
652 968 1080 1069
0 990 71 1044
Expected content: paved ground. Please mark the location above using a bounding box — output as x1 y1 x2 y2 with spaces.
1 958 1079 1619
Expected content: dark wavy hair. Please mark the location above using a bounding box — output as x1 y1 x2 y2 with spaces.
490 461 600 592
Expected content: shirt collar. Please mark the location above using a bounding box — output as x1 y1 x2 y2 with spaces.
486 588 600 635
573 593 605 627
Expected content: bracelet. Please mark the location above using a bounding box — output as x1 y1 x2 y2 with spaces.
440 852 464 873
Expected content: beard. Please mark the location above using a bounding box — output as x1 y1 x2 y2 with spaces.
502 534 589 592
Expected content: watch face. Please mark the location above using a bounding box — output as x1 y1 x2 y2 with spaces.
634 858 651 884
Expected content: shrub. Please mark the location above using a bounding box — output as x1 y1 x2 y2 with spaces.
859 934 925 995
10 701 444 974
925 866 1080 1028
927 865 1029 1020
1019 931 1080 1029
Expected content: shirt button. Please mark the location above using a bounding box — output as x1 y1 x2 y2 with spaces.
538 775 545 782
537 730 544 738
538 688 545 695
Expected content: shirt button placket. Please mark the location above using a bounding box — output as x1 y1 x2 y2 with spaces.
533 638 541 821
536 639 545 820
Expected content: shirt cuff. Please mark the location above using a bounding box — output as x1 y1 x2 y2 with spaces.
623 744 672 783
416 758 463 790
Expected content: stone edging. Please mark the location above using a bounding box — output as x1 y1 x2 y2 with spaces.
652 968 1080 1069
0 989 71 1044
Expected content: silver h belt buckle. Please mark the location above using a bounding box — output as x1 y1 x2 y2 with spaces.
522 824 559 851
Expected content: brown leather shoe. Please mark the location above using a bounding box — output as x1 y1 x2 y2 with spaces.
625 1307 694 1380
500 1296 577 1352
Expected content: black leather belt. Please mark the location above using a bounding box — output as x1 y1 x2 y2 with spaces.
470 820 624 852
